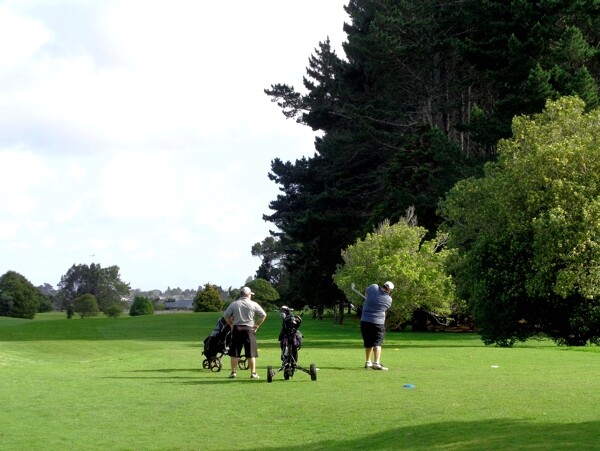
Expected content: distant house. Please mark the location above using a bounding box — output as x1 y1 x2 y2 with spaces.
164 300 194 310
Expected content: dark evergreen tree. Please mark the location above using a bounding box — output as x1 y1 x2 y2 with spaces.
454 0 600 147
262 0 600 313
264 1 481 308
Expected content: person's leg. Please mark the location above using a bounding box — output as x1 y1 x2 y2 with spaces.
361 321 374 367
246 327 260 378
229 326 242 377
373 345 381 363
230 356 239 374
372 325 388 370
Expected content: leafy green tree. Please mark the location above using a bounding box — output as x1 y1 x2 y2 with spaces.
37 293 54 313
72 294 100 319
245 278 280 309
441 97 600 346
129 296 154 316
333 209 457 330
37 283 56 312
0 271 41 319
193 283 224 312
104 304 123 318
57 263 130 311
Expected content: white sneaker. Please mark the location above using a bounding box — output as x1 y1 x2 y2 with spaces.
250 372 260 379
364 361 373 368
372 363 388 371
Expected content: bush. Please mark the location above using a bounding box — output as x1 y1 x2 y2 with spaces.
193 284 224 312
73 294 100 318
129 296 154 316
104 304 123 318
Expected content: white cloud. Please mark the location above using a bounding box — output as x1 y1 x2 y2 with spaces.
0 4 51 70
0 148 49 215
0 0 349 289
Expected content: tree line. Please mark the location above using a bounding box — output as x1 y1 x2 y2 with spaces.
254 0 600 345
0 262 281 320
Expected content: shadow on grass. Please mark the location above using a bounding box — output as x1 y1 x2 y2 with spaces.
250 419 600 450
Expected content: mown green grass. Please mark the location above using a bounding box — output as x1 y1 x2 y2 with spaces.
1 311 600 450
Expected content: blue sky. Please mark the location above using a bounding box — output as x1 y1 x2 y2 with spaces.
0 0 349 291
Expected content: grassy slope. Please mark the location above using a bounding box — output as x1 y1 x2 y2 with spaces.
1 312 600 450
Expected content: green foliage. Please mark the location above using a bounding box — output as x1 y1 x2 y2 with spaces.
455 0 600 146
72 294 100 319
333 209 457 329
57 263 130 311
245 278 280 309
66 304 74 319
263 0 600 334
37 293 54 313
103 304 123 318
129 296 154 317
193 284 224 312
441 96 600 346
0 271 40 319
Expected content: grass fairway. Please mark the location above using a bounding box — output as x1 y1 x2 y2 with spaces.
1 312 600 450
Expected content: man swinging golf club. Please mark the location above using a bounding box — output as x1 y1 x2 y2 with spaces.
360 281 394 370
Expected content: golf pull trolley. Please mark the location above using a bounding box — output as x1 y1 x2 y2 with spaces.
267 306 317 383
201 317 247 372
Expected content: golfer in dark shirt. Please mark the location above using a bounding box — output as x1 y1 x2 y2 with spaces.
361 281 393 370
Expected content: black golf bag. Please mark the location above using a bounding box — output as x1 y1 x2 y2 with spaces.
201 317 231 372
201 317 248 372
267 306 317 382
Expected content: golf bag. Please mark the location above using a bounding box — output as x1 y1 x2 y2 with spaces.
201 317 231 372
201 317 248 372
267 306 317 383
279 312 303 362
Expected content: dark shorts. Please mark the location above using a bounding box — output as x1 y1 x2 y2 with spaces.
230 325 258 358
361 321 386 348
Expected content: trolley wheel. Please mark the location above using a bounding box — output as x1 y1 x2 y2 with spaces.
310 363 317 381
284 368 292 380
238 357 248 370
267 366 273 383
202 359 210 369
210 358 222 372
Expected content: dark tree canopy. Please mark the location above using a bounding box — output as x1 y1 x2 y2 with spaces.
57 263 130 311
262 0 600 314
0 271 40 319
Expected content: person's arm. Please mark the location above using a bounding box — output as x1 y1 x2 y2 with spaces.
253 308 267 330
223 306 234 327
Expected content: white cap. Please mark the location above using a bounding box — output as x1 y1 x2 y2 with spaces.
383 281 394 290
241 287 255 296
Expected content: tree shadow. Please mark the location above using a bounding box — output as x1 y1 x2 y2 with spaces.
249 419 600 450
